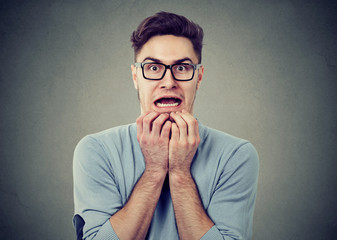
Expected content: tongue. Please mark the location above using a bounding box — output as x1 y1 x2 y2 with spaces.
158 98 177 104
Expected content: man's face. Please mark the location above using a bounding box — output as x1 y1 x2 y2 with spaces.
131 35 204 115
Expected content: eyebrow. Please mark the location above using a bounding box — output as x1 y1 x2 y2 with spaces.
142 57 194 64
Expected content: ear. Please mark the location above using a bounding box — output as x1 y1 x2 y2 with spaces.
196 65 204 90
131 64 138 90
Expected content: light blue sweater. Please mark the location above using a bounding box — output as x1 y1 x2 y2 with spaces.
73 122 259 240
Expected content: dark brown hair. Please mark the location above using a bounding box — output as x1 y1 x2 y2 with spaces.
131 11 204 63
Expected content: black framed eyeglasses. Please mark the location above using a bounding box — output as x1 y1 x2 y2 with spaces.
134 62 201 81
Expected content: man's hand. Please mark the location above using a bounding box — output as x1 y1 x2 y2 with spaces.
168 110 213 240
168 110 200 174
136 111 172 175
109 112 172 240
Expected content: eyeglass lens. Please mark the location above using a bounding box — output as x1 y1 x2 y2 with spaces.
143 63 195 80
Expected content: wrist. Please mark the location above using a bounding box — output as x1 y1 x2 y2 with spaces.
169 169 193 187
169 165 191 177
143 168 167 183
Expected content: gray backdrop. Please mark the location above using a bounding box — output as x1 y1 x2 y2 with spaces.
1 0 336 239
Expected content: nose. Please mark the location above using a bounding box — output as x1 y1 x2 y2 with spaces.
160 69 177 89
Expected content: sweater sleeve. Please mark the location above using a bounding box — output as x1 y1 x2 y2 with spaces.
73 136 121 240
201 142 259 240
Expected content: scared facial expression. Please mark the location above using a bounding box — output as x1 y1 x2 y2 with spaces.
131 35 204 115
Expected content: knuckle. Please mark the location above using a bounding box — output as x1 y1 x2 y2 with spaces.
143 117 151 125
153 120 161 128
159 113 167 119
181 141 188 148
190 137 200 147
196 137 200 144
136 117 142 124
140 136 148 145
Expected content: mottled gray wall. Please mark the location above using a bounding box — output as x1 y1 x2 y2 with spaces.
1 0 336 239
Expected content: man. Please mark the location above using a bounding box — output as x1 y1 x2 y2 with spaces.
73 12 259 240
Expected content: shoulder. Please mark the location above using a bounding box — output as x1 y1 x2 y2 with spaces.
198 122 259 169
75 123 136 150
88 123 136 141
199 122 250 151
73 123 137 165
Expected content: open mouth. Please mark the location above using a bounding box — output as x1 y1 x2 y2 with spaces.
154 97 182 107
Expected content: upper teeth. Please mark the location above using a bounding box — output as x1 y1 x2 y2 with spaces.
156 102 179 107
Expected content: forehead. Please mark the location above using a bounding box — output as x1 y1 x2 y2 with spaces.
136 35 198 63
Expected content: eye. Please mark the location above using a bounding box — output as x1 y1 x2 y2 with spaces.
174 64 193 73
176 65 186 72
147 64 161 72
150 65 158 71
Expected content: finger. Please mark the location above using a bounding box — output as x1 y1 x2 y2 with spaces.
170 112 187 141
161 120 172 139
136 111 151 140
142 112 160 135
179 111 199 139
152 113 169 137
171 122 179 141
